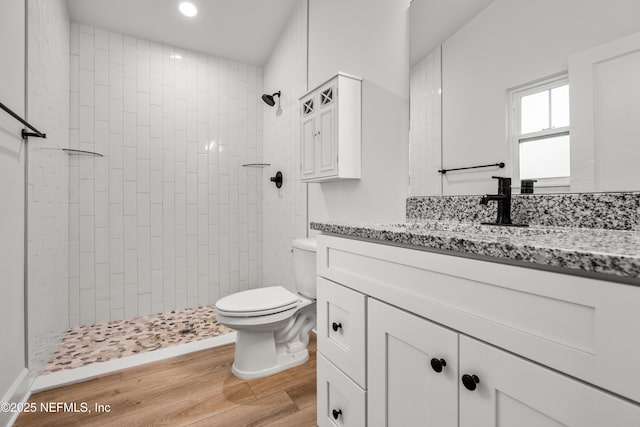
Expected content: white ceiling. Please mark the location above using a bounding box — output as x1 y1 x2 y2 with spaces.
65 0 300 66
410 0 495 66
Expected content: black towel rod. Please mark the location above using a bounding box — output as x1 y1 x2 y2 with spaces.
0 101 46 140
62 149 104 157
439 162 505 174
241 163 271 168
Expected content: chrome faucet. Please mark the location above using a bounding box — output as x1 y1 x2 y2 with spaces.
480 176 526 226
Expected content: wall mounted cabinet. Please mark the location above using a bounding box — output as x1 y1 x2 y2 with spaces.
300 72 361 182
316 234 640 426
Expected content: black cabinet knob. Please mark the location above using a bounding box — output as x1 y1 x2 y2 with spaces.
461 374 480 391
430 358 447 373
332 322 342 332
332 409 342 419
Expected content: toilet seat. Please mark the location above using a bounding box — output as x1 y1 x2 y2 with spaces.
215 286 301 318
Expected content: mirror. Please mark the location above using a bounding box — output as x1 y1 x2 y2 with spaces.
409 0 640 196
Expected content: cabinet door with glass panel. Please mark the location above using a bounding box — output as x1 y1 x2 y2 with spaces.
510 74 570 192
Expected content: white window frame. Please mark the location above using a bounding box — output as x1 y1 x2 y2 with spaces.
508 73 570 192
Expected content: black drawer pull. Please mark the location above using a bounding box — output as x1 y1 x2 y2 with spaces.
332 409 342 419
332 322 343 332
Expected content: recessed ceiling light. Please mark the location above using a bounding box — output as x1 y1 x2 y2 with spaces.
179 2 198 17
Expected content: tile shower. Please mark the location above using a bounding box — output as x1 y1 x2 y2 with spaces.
37 22 267 371
30 0 308 374
68 23 264 327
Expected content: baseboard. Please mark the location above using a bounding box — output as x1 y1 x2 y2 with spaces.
1 368 31 427
31 332 237 393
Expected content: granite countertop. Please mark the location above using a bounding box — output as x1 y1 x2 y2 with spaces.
310 220 640 283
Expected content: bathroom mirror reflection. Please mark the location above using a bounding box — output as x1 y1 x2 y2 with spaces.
409 0 640 196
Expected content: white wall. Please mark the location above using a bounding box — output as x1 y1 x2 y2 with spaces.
69 23 264 327
262 1 308 291
0 0 28 419
410 47 442 196
27 0 71 375
410 0 495 66
307 0 410 226
440 0 640 195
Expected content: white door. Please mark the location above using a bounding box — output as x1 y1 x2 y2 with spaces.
301 94 317 178
368 299 458 427
459 336 640 427
316 83 338 177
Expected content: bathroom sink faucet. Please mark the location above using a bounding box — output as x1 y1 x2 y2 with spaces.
480 176 526 227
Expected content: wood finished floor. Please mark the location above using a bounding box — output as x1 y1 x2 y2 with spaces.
16 335 317 427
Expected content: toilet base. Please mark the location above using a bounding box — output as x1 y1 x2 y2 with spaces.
232 347 309 379
228 303 316 379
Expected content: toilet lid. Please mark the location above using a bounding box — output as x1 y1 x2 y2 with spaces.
215 286 299 314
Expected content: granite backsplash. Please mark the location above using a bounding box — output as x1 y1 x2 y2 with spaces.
406 192 640 231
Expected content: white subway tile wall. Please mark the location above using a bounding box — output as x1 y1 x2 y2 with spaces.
262 0 308 291
27 0 71 371
409 47 442 196
69 23 264 327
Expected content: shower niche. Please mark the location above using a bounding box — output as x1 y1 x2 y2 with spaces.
299 72 362 182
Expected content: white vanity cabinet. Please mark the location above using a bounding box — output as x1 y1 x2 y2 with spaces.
300 73 361 182
316 234 640 426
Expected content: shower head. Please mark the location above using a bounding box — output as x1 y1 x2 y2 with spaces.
262 91 281 107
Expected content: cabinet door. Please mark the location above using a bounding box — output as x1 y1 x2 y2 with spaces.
368 298 458 427
301 113 316 178
316 83 338 177
317 353 366 427
459 336 640 427
301 94 317 178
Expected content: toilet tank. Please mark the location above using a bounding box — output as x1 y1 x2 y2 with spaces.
292 238 317 299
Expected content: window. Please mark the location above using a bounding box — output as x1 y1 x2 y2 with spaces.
510 75 570 190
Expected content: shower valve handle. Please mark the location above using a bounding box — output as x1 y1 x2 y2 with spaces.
270 171 283 189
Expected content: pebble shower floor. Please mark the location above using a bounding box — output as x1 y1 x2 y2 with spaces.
43 305 233 374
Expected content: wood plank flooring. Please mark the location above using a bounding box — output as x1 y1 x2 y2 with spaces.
16 335 317 426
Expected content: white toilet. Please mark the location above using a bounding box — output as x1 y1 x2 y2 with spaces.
215 238 317 379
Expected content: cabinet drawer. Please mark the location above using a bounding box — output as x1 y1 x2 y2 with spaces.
460 336 640 426
317 353 366 427
317 277 366 388
318 234 640 402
